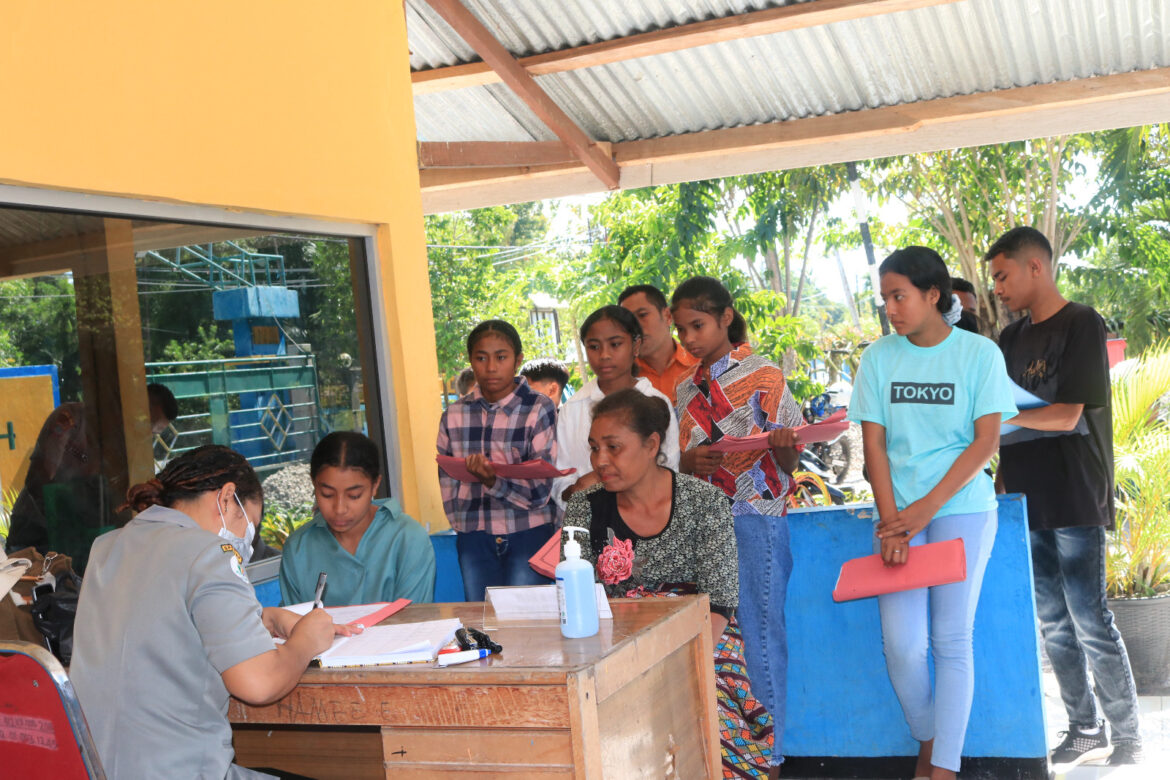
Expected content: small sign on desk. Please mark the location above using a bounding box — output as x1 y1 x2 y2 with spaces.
484 584 612 628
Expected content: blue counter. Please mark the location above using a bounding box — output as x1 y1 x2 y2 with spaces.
781 494 1046 763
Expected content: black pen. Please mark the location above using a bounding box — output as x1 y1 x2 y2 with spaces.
312 571 327 609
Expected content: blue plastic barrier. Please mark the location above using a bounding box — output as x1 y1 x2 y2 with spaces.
430 530 465 603
780 494 1046 761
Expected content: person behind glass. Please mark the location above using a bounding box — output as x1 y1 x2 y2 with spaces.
437 320 559 600
618 283 698 405
519 357 570 405
562 389 773 778
554 305 680 507
70 445 356 779
279 432 435 606
989 227 1143 768
849 247 1016 780
671 275 800 775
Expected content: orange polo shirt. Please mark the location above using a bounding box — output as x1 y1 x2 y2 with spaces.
636 341 699 405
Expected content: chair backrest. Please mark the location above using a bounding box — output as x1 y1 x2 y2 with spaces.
0 640 105 779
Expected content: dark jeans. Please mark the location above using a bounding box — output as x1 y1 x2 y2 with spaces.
456 524 554 601
1030 526 1141 744
734 513 793 767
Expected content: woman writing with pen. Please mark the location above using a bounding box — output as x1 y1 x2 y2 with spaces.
71 445 359 779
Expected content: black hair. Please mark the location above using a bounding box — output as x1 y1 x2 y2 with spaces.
466 319 523 357
124 445 262 513
670 276 748 344
520 358 569 389
955 310 980 333
456 367 477 396
147 382 179 422
879 246 953 315
591 388 671 459
618 284 668 311
984 226 1053 263
579 305 643 345
310 431 382 482
950 277 976 296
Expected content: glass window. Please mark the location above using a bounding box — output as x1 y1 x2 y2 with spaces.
0 208 381 571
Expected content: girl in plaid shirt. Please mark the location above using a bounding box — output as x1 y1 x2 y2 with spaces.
437 320 559 601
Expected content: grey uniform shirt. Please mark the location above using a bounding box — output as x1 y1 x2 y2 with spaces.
71 505 275 779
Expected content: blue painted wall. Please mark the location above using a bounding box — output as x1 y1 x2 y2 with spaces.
782 494 1046 759
430 530 465 603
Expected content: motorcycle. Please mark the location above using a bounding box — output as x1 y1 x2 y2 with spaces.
801 386 854 485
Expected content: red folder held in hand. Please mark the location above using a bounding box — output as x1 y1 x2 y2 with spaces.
832 538 966 602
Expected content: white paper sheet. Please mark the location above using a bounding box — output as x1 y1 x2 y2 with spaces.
486 584 613 620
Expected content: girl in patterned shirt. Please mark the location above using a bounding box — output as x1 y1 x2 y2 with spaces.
437 319 559 601
672 275 802 777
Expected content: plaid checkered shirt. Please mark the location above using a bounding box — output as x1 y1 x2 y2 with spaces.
437 377 559 536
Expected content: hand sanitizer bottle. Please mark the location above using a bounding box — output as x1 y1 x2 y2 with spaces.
556 527 599 638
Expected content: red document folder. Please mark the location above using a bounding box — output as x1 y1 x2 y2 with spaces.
528 530 561 578
436 454 576 482
832 538 967 602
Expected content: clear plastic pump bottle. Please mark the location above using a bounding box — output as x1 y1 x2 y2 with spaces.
556 527 599 638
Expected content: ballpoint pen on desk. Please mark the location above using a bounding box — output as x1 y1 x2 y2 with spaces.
436 648 492 667
312 571 327 609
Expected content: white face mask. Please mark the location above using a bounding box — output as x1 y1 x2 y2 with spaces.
217 493 256 563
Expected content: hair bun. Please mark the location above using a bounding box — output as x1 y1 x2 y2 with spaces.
122 477 165 513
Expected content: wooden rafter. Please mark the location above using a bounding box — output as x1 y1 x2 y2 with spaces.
424 0 621 189
418 140 612 168
418 68 1170 213
413 0 962 95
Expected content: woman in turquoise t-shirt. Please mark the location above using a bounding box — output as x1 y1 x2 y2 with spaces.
279 432 435 606
848 247 1016 780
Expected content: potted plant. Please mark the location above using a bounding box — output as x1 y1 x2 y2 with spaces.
1105 342 1170 694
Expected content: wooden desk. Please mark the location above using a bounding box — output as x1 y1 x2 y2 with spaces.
230 597 719 779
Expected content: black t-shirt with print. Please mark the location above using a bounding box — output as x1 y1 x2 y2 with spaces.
998 302 1114 531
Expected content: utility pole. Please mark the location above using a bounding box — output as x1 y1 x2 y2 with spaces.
834 248 862 330
847 161 889 335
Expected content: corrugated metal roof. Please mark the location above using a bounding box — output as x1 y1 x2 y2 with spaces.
408 0 1170 144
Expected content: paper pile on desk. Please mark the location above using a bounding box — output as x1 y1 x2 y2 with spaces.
314 618 463 668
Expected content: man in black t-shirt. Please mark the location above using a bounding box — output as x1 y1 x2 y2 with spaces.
989 227 1142 770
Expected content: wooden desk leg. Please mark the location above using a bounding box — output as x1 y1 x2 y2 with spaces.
567 669 603 780
694 610 721 779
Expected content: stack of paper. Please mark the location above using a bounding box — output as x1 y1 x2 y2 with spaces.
315 618 463 668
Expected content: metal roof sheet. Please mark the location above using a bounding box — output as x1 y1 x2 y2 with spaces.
408 0 1170 143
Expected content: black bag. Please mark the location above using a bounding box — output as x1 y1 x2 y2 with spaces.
30 570 82 665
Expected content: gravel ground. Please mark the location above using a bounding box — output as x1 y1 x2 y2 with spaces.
261 462 314 514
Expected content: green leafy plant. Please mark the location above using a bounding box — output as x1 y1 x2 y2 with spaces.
0 487 18 542
261 505 315 551
1106 342 1170 598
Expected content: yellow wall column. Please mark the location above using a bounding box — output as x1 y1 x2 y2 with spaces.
376 5 445 529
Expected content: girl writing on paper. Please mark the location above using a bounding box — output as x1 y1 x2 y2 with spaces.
279 432 435 606
554 305 680 506
848 247 1017 780
437 319 559 600
71 445 358 779
672 275 801 776
563 388 772 778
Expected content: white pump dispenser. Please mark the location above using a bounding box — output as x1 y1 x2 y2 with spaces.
556 527 599 638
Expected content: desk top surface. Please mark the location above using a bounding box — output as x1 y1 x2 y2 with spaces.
293 595 705 686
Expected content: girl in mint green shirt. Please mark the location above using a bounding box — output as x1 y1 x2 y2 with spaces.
279 432 434 606
848 246 1016 780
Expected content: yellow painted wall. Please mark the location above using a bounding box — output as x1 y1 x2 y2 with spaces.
1 1 401 224
0 1 444 523
0 375 58 496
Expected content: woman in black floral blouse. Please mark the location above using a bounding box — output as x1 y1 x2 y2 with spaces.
563 388 774 779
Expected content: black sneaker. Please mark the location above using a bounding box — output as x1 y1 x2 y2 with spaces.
1107 741 1143 765
1049 722 1111 768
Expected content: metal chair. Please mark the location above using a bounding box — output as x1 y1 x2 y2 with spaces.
0 640 106 779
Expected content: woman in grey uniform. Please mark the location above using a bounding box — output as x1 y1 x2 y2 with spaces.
71 445 352 779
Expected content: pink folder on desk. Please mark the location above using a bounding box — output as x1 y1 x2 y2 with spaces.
436 454 576 482
832 538 966 602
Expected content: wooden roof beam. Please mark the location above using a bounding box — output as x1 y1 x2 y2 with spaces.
424 0 621 189
418 68 1170 213
413 0 962 95
418 140 611 168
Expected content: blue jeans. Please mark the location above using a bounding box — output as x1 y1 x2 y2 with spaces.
876 510 997 773
734 513 792 766
1030 526 1141 744
456 524 554 601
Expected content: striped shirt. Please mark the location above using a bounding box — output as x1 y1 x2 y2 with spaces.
676 344 803 516
437 377 559 535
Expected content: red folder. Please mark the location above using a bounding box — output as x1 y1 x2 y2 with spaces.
832 538 966 602
437 454 576 482
528 530 561 578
